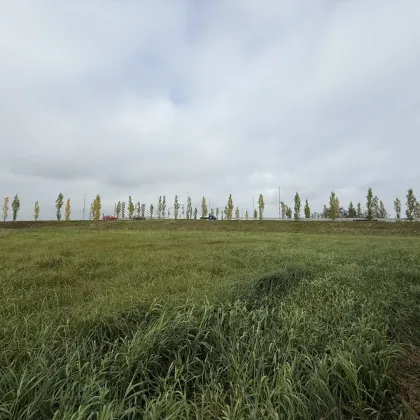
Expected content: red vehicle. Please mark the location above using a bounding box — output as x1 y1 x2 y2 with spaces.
103 215 117 221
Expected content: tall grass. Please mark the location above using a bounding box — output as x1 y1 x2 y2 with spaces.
0 225 419 418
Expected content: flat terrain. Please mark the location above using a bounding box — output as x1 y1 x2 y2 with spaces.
1 221 419 419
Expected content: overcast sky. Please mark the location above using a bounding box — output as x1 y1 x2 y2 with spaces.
1 0 419 220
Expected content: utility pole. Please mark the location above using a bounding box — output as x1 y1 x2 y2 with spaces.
83 192 86 221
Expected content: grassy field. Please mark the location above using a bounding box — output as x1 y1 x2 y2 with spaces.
1 221 419 419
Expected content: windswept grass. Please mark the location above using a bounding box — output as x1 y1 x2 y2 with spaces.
0 224 419 418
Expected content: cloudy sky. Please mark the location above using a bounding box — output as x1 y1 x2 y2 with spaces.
1 0 419 219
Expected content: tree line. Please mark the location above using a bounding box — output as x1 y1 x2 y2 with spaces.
2 188 420 222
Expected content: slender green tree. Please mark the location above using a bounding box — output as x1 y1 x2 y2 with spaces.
186 196 192 220
235 206 240 220
162 196 166 219
329 192 340 221
394 198 401 219
194 207 198 219
280 202 287 219
34 201 40 221
201 197 208 218
322 204 329 218
116 202 122 218
286 207 292 218
121 202 126 219
258 194 265 220
226 194 234 220
414 201 420 219
378 200 387 219
216 207 220 219
245 210 249 220
56 193 64 221
128 196 134 219
157 197 162 219
135 202 141 216
150 204 154 219
65 198 71 221
304 199 310 219
372 196 380 219
406 188 416 221
174 195 179 220
293 192 301 220
253 209 258 219
366 187 373 221
2 197 9 222
11 194 20 222
356 202 363 218
347 201 356 218
93 194 101 221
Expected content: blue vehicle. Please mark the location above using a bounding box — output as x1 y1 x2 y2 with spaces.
200 214 217 220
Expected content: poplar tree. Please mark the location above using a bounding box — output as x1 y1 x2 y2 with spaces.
158 197 162 219
12 194 20 222
56 193 64 221
34 201 40 221
286 207 292 218
322 205 329 218
394 198 401 219
150 204 154 219
116 202 122 218
93 195 101 221
2 197 9 222
372 196 380 218
414 202 420 220
329 192 340 221
226 194 234 220
258 194 265 220
194 207 198 219
379 200 387 219
253 209 258 219
294 192 301 220
121 202 126 219
406 189 416 221
128 196 134 219
187 196 192 220
162 196 166 219
304 199 310 219
245 210 249 220
280 202 287 219
366 188 373 221
201 197 208 218
347 201 356 218
174 195 179 220
235 206 240 220
216 207 220 219
65 199 71 221
356 202 363 218
135 202 141 216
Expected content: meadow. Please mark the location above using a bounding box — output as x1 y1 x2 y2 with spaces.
0 220 419 419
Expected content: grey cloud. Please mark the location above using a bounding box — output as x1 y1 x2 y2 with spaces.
1 0 420 220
